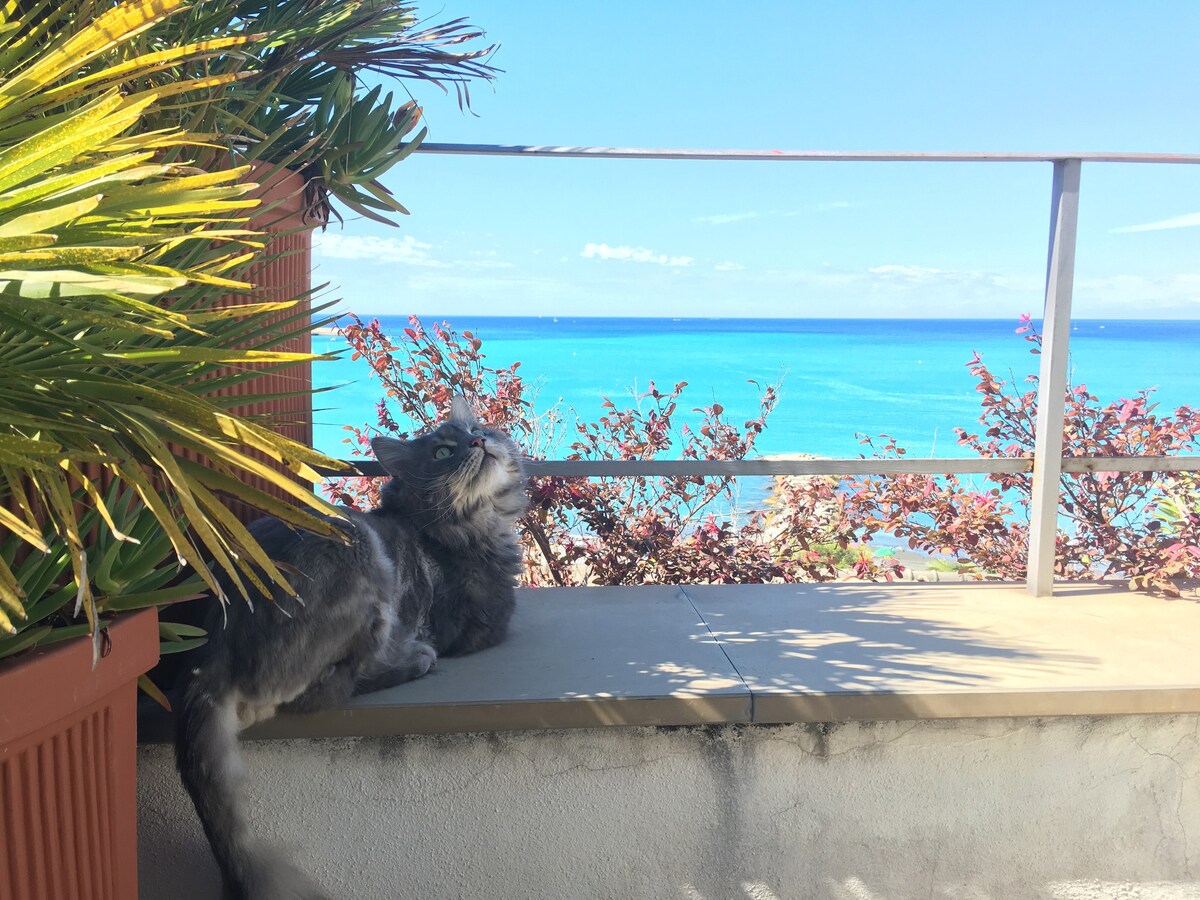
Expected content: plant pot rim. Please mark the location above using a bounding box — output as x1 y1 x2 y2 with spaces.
0 608 159 749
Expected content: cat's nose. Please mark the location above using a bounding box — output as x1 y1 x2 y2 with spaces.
470 436 485 449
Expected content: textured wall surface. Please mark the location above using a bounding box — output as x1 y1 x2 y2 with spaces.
139 716 1200 900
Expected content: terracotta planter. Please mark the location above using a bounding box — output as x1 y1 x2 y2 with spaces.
188 164 323 524
1 609 159 900
225 164 318 457
32 166 323 528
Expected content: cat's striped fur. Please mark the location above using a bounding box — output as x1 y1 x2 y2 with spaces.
175 399 526 899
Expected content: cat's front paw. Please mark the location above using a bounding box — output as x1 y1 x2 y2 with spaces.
404 640 437 678
358 639 438 693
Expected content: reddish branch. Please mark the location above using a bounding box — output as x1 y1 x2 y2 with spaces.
328 314 1200 596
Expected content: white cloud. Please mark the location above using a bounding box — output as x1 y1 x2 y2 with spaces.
1111 212 1200 233
694 212 760 225
867 264 949 284
714 261 744 272
313 233 445 267
581 242 694 267
468 249 516 269
343 269 611 317
1075 272 1200 302
314 233 516 270
764 262 1200 316
808 201 855 212
695 202 856 225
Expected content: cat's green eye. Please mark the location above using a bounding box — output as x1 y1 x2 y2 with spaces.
434 446 453 460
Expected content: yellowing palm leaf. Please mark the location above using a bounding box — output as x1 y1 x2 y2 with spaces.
0 0 351 648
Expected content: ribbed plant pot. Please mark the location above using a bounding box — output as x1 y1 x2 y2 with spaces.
1 608 159 900
204 164 322 523
230 164 317 455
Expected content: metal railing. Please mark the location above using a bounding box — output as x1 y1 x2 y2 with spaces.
342 144 1200 598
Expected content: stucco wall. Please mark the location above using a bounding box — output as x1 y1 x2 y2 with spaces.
138 715 1200 899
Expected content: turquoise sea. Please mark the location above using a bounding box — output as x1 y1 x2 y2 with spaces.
311 317 1200 464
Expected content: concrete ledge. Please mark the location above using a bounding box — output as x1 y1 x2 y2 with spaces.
139 581 1200 740
689 580 1200 724
138 716 1200 900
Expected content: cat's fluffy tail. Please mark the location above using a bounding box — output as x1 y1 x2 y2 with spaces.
175 675 328 900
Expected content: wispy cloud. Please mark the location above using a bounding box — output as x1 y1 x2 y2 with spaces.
753 261 1043 299
465 249 516 269
694 212 760 225
694 202 856 226
314 234 515 270
1076 272 1200 298
581 242 695 267
807 201 854 213
314 233 445 267
714 261 744 272
1111 212 1200 233
866 264 948 285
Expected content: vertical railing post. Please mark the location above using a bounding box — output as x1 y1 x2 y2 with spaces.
1026 159 1082 597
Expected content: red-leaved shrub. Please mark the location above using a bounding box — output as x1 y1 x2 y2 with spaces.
327 314 1200 595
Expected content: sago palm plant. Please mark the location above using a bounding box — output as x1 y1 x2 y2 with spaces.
0 0 496 665
0 0 345 661
122 0 498 222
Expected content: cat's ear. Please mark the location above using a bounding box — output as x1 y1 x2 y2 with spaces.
448 395 479 428
371 436 414 476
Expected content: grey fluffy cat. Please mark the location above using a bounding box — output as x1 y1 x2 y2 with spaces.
175 398 527 900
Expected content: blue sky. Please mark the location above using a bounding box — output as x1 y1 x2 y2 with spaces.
312 1 1200 319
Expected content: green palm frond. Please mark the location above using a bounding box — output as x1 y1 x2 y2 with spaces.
0 0 357 650
0 0 497 659
131 0 499 222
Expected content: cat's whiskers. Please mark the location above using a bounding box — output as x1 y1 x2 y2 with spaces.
416 506 458 534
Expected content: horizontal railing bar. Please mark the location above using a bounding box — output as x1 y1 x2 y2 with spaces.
1061 456 1200 473
321 456 1200 479
522 459 1028 477
418 144 1200 165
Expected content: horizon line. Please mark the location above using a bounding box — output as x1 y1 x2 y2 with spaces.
317 313 1200 322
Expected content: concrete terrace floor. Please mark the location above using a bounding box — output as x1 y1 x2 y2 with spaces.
136 581 1200 900
175 580 1200 739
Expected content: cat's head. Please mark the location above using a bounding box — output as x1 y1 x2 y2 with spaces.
370 397 527 520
